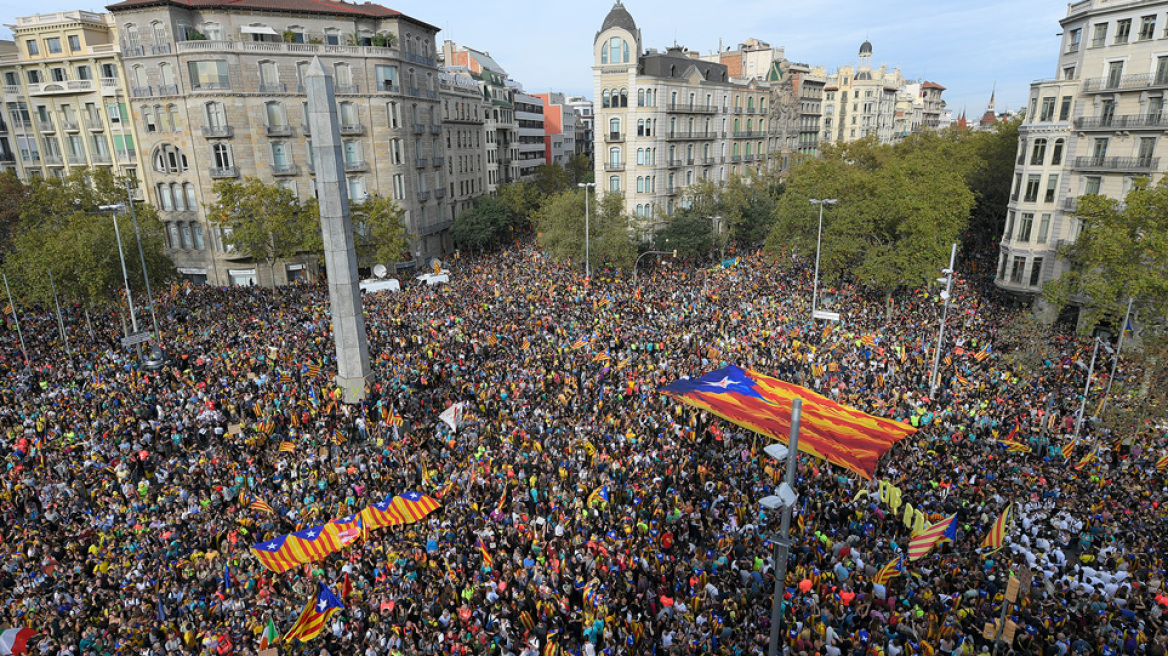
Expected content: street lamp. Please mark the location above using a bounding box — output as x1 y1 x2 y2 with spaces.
808 199 836 322
1073 335 1107 441
578 182 595 279
104 180 161 343
633 249 676 284
762 398 802 656
99 203 142 358
929 243 958 398
1100 297 1134 415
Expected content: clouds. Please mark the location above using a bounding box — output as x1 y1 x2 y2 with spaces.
3 0 1061 116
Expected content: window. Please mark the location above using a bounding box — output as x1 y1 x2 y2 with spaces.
1029 258 1044 287
1010 256 1026 283
1039 98 1055 122
1091 23 1108 47
1030 139 1046 165
1037 214 1051 244
334 63 353 88
1067 28 1081 52
1138 136 1156 166
1024 175 1041 202
324 29 340 46
152 144 188 173
157 183 174 211
205 101 226 127
271 142 289 167
609 117 620 139
390 138 402 165
602 90 610 109
1084 176 1102 195
77 66 91 81
212 143 232 168
1063 66 1076 81
46 38 62 54
637 89 645 107
1059 96 1072 121
285 26 305 44
375 65 397 91
1045 175 1058 203
348 176 366 200
172 183 186 211
1017 212 1034 242
620 89 628 107
188 60 229 89
1140 15 1156 40
387 101 399 128
339 101 358 126
184 183 197 211
264 101 286 128
193 222 205 250
392 174 404 200
608 37 626 64
259 61 279 88
1115 19 1131 43
144 107 157 133
52 68 67 83
343 140 362 166
1004 211 1015 240
27 70 43 84
68 34 81 51
124 23 140 48
608 146 621 167
1157 56 1168 85
1091 137 1109 163
1051 139 1064 166
609 175 620 192
26 39 39 56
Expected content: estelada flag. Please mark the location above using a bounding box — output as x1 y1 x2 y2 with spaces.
278 441 295 453
477 539 493 568
660 365 915 479
908 514 958 561
389 491 440 523
872 554 905 586
250 523 343 573
249 500 275 514
284 583 344 643
1157 454 1168 472
981 503 1013 550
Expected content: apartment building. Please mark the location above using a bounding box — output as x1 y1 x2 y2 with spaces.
513 89 546 178
439 68 489 223
1 11 143 183
592 1 770 232
996 0 1168 306
535 92 577 167
821 41 904 146
790 62 825 158
565 95 593 160
103 0 447 285
441 41 517 192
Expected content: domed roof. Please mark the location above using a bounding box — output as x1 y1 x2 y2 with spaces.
859 40 873 55
601 0 637 33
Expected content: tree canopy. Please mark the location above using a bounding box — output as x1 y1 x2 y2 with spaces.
452 195 514 252
350 194 411 269
532 189 636 272
207 178 319 275
1044 178 1168 333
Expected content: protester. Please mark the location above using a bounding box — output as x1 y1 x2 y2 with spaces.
0 242 1162 656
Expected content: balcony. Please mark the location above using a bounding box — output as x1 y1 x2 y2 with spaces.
270 163 297 176
434 188 446 199
44 154 63 166
36 119 55 132
339 123 364 135
265 124 292 137
418 190 430 201
130 86 153 98
27 79 96 96
604 161 624 171
432 156 444 167
1074 114 1168 130
122 45 145 58
415 157 428 168
733 131 765 138
665 186 680 194
116 150 137 163
190 82 230 92
344 159 368 171
666 102 718 113
66 153 86 165
406 53 436 67
429 124 442 134
378 82 400 93
210 166 239 178
732 107 744 114
61 120 80 132
605 132 624 142
667 130 712 140
91 152 112 164
335 84 359 94
200 125 233 138
258 82 286 93
1071 156 1159 171
407 87 422 97
85 119 104 131
158 85 179 96
2 85 22 97
666 158 683 167
412 123 426 133
1083 73 1168 93
730 155 742 162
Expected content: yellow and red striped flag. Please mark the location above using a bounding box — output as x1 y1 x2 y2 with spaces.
981 503 1013 550
1061 438 1077 460
1157 454 1168 472
907 514 958 561
522 337 530 350
571 336 588 350
387 406 403 427
278 441 295 453
477 538 493 568
1075 446 1100 471
284 583 344 642
305 363 321 378
872 554 906 586
249 500 275 514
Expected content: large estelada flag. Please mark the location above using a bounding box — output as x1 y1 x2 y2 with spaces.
660 365 915 479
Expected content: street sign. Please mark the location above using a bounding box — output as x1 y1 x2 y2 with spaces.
120 331 152 348
813 310 841 322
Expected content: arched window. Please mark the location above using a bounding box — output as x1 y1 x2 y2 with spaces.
609 175 620 192
157 183 173 210
601 42 608 64
132 65 147 90
168 104 180 130
158 62 175 88
623 40 629 62
205 101 226 127
212 143 232 168
1031 138 1047 165
602 89 610 109
747 97 755 111
124 23 140 48
1051 139 1065 165
732 142 740 157
745 143 752 157
637 89 645 107
637 148 644 165
746 119 753 132
151 21 166 45
637 119 645 137
644 119 652 137
154 104 168 132
608 146 621 166
152 144 188 173
733 118 741 133
609 117 620 137
620 89 627 107
608 37 623 64
637 177 644 193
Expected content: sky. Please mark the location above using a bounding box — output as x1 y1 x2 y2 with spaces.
2 0 1066 117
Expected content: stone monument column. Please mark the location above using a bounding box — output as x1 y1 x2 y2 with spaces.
305 57 371 403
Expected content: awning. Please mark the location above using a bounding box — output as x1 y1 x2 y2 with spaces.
240 25 278 35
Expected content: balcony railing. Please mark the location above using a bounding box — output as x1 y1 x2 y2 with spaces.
1074 113 1168 130
415 157 428 168
667 130 712 139
406 53 435 67
412 123 426 133
666 158 683 167
378 82 400 93
430 124 442 134
176 40 401 60
732 131 765 138
27 79 96 95
201 125 233 138
116 150 137 163
66 153 86 165
210 166 239 178
0 153 15 163
432 156 444 167
270 163 297 175
344 159 368 171
258 82 286 93
157 84 179 96
190 82 230 91
434 188 446 199
1083 73 1168 92
418 190 430 201
339 123 364 135
36 119 54 132
1071 155 1159 171
131 86 153 98
335 84 359 94
43 154 63 166
606 132 624 142
665 186 680 194
265 124 292 137
666 102 718 113
85 119 103 131
91 152 111 164
60 120 79 131
604 161 624 171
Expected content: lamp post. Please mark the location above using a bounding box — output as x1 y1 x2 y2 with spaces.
1100 297 1134 416
47 268 70 357
123 179 161 343
1073 336 1103 441
808 199 836 322
578 182 595 279
929 242 958 398
2 272 28 365
632 249 676 284
98 203 142 358
761 398 802 656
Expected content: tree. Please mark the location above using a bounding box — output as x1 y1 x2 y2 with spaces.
452 196 513 252
0 170 29 258
565 153 593 185
19 168 136 229
533 163 571 197
350 194 410 269
532 189 636 272
497 182 543 226
207 178 319 281
965 118 1021 247
657 210 713 259
1044 178 1168 333
765 134 977 306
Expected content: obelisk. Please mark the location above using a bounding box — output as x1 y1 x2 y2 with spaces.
305 57 371 403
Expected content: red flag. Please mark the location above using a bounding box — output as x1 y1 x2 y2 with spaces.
340 572 352 600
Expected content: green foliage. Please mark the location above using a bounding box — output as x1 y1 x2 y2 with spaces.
497 182 543 225
452 195 513 251
565 153 593 185
765 134 977 296
657 210 714 259
1044 178 1168 333
532 189 636 272
19 168 139 229
679 172 781 250
966 118 1021 242
351 194 410 268
208 178 318 269
533 163 571 197
0 170 29 257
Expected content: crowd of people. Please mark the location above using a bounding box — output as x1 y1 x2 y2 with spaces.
0 241 1164 656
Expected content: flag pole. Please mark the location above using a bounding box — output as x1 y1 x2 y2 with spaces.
767 398 801 656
